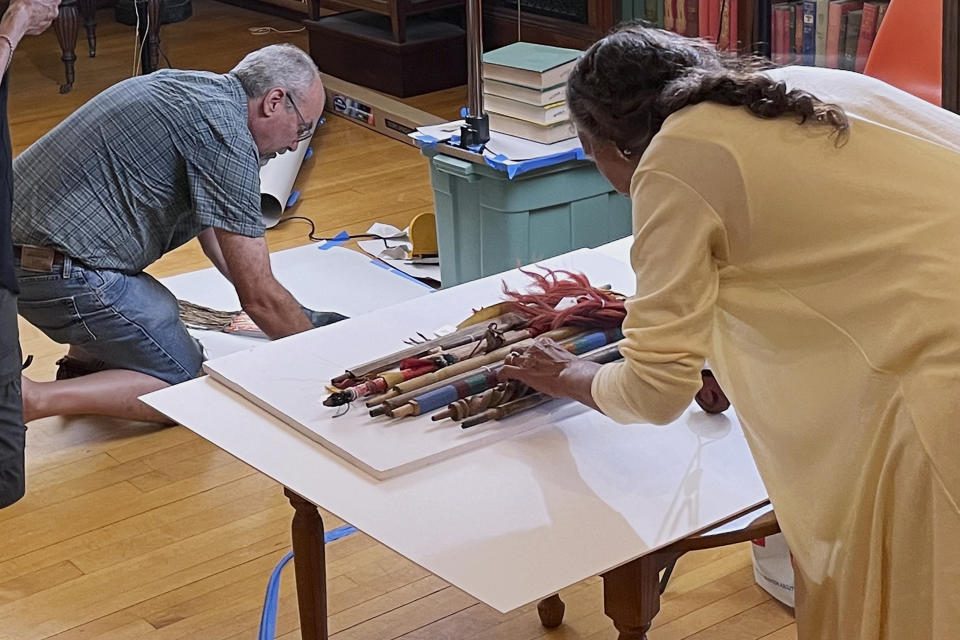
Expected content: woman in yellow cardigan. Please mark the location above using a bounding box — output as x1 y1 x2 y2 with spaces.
502 25 960 640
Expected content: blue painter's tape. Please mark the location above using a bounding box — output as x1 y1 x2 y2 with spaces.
317 230 350 251
483 147 587 179
304 146 314 160
460 106 469 118
286 190 301 208
324 524 358 542
258 524 357 640
369 260 435 290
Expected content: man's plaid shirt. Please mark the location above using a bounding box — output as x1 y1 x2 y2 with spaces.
12 70 264 273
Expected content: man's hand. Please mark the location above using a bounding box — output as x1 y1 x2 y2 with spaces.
498 337 602 412
214 228 313 339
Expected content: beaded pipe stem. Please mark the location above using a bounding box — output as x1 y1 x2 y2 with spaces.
387 327 623 419
454 342 626 428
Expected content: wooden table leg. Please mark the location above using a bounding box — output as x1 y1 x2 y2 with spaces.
537 593 565 628
602 552 674 640
143 0 161 74
78 0 96 57
285 488 329 640
54 0 78 93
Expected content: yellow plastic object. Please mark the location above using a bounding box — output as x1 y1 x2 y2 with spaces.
456 301 512 328
408 212 438 258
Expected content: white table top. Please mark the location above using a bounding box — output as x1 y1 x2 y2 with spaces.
144 241 768 613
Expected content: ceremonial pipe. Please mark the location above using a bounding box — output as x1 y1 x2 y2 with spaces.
367 326 579 406
385 326 581 399
431 379 528 421
369 363 503 416
389 368 502 418
339 312 523 381
390 327 624 419
457 343 626 428
327 327 534 407
461 392 553 429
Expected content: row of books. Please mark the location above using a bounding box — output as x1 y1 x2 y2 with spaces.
771 1 889 71
481 42 581 145
634 0 740 50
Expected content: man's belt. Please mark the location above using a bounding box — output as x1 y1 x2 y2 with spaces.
14 245 67 272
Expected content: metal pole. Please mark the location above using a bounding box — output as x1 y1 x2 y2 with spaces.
460 0 490 147
466 0 484 116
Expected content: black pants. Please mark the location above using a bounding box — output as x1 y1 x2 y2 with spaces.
0 286 24 508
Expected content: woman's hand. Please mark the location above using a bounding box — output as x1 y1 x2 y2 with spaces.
499 337 603 412
3 0 59 44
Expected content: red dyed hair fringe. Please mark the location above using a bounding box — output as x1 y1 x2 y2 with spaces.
502 268 626 333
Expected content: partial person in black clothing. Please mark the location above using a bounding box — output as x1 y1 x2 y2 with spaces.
0 0 59 508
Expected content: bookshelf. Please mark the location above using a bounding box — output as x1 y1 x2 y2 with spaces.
619 0 959 113
484 1 621 49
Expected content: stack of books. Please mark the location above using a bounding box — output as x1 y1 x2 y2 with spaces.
481 42 581 145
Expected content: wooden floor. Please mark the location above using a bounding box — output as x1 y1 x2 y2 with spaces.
1 2 797 638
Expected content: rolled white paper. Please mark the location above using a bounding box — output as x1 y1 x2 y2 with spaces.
258 132 314 228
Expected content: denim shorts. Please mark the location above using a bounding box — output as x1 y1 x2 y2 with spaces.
15 255 203 385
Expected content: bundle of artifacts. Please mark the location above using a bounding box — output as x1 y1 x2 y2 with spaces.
323 268 729 428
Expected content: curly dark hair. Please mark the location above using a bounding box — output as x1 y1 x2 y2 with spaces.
567 25 850 156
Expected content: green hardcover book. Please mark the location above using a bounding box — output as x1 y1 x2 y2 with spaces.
841 9 862 70
652 0 665 27
482 42 582 91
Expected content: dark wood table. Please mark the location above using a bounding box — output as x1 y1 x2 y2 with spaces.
54 0 161 93
283 487 780 640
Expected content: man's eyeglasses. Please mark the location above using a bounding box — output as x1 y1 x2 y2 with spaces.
286 93 314 142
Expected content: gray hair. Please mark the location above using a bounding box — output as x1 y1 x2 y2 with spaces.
230 44 320 99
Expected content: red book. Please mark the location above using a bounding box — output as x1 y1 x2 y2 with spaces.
773 4 792 65
827 1 862 68
854 1 880 72
700 0 714 42
665 0 676 32
726 0 739 50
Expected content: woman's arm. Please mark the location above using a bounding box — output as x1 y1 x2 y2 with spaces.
0 0 59 72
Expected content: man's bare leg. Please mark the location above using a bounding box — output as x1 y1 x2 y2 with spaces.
21 370 174 424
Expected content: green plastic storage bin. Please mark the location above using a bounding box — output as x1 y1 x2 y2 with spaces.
427 153 631 286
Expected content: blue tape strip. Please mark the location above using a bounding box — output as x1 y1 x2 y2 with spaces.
369 260 435 290
258 524 358 640
317 230 350 250
304 146 314 160
286 190 301 208
324 524 358 542
483 147 587 179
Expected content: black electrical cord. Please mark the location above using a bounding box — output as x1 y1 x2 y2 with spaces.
273 216 407 249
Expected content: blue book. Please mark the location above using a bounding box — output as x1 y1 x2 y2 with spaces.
801 0 817 65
